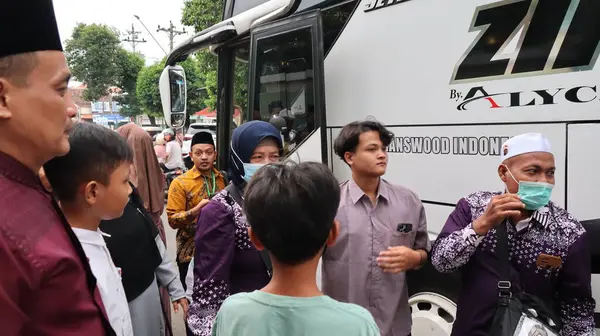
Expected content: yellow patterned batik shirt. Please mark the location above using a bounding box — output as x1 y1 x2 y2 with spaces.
166 166 226 263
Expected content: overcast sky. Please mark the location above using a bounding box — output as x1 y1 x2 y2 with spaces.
53 0 195 68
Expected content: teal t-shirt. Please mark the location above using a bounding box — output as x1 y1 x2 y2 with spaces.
212 291 380 336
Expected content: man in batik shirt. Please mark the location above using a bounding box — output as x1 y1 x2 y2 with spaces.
167 132 226 288
431 133 595 335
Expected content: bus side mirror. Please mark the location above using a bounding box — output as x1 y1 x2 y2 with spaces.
159 65 187 129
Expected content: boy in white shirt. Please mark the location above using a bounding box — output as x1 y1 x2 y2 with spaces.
44 122 135 336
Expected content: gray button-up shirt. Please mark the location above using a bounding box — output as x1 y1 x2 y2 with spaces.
322 178 430 336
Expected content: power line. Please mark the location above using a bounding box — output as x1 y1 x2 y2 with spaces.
157 21 187 52
122 23 146 53
134 15 168 56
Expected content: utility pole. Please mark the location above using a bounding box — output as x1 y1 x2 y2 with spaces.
123 23 146 53
157 21 186 52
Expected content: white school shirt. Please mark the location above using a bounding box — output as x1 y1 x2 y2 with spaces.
72 228 134 336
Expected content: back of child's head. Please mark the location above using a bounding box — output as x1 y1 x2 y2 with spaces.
44 122 133 202
243 162 340 265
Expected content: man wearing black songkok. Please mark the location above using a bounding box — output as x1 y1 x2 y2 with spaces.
0 1 114 335
167 131 226 290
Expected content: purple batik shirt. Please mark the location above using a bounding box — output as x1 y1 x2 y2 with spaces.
322 178 431 336
0 152 112 335
187 188 270 336
430 191 595 336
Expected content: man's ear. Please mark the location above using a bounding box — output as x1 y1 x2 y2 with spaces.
326 220 340 247
343 152 354 166
498 164 508 183
84 181 99 205
0 79 14 120
248 227 265 251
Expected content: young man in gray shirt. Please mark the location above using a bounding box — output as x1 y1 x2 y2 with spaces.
322 121 430 336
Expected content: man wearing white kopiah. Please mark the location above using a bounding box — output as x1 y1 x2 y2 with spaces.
430 133 595 335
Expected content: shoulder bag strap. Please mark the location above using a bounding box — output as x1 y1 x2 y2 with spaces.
495 220 513 302
224 184 273 274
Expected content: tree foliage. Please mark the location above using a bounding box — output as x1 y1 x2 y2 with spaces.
136 62 164 119
65 23 123 101
182 0 249 115
180 57 206 114
116 49 145 94
115 50 145 118
181 0 222 33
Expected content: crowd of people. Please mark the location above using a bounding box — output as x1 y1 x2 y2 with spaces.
0 1 596 336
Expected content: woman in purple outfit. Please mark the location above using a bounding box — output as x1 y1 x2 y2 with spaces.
187 121 283 336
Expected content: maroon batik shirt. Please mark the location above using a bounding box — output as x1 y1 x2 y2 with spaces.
0 152 114 335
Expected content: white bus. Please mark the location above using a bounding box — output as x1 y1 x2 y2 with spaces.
158 0 600 334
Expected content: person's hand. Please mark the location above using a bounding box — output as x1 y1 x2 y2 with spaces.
473 194 524 235
190 199 210 217
172 298 189 320
376 246 421 273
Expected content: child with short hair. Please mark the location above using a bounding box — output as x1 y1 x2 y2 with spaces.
44 122 134 336
211 162 380 336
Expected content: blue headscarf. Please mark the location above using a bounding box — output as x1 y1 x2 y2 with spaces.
229 121 283 187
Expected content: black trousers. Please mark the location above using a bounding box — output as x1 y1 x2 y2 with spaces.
178 261 190 291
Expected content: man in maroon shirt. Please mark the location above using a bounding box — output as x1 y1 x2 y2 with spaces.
0 1 114 335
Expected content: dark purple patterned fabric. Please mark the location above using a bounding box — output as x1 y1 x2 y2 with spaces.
431 191 595 336
187 188 270 336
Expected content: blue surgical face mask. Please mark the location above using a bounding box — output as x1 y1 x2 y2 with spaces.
242 163 264 182
230 145 266 183
504 166 554 210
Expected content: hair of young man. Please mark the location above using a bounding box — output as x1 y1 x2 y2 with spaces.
333 121 394 164
44 122 133 202
0 52 38 87
243 162 341 266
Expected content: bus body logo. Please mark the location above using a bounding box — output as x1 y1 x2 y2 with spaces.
364 0 411 13
450 0 600 84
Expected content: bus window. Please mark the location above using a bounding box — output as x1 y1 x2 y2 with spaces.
252 27 316 155
322 0 357 55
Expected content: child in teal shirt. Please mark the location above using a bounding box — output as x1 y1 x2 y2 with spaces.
212 162 380 336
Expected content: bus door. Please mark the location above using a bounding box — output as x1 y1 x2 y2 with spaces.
248 11 328 164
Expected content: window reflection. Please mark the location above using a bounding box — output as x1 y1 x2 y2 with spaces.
231 46 250 135
169 70 186 113
253 28 316 155
322 1 357 54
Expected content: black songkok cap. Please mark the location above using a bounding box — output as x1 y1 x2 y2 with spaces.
191 132 215 148
1 0 63 59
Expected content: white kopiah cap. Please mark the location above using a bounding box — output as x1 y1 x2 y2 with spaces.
501 133 552 162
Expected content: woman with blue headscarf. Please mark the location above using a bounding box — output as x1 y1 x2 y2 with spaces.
187 121 283 336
